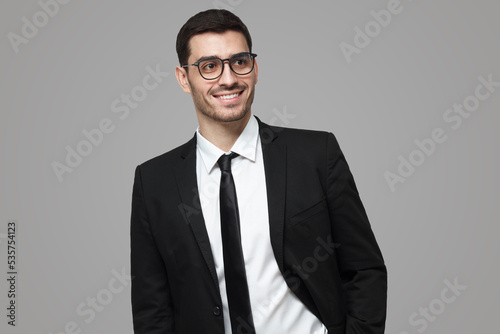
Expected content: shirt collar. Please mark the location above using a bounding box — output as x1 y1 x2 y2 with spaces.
196 115 259 174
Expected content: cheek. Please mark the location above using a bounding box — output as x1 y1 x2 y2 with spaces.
187 73 210 93
245 78 257 91
191 78 212 94
191 82 211 97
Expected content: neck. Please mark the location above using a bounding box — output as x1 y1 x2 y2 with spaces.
198 112 252 152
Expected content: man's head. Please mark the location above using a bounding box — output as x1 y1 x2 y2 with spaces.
175 10 258 125
176 9 252 67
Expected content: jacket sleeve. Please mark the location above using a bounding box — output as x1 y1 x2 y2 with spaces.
325 133 387 334
131 165 175 333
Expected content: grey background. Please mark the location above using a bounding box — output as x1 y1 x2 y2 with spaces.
1 0 498 333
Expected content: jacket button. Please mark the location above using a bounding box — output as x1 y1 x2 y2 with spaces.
213 306 221 316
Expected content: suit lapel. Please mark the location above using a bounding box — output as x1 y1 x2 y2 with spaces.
172 119 288 290
174 135 220 290
257 118 287 273
257 119 324 320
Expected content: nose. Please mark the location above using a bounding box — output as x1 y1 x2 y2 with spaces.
217 60 238 86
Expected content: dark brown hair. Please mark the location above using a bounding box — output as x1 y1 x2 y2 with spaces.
176 9 252 66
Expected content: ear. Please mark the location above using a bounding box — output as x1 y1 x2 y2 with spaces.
253 59 259 85
175 66 192 94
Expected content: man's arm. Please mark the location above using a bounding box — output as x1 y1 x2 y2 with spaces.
131 166 175 333
325 133 387 333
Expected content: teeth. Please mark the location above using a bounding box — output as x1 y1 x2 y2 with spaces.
216 93 239 99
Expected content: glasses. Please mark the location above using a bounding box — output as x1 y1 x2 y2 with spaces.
182 52 257 80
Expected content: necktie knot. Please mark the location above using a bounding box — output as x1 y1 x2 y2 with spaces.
217 152 239 172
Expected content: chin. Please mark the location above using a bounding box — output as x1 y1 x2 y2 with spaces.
203 107 249 123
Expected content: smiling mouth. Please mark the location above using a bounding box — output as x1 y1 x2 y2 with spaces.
213 91 243 100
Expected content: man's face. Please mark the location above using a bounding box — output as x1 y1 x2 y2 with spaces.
176 30 258 123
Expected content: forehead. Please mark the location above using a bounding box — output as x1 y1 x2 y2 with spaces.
188 30 249 62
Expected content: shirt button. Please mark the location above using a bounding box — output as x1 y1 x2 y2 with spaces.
213 306 221 316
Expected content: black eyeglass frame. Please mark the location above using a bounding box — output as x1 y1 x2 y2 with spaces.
182 52 258 80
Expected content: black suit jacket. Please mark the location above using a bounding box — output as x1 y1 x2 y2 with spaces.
131 117 387 334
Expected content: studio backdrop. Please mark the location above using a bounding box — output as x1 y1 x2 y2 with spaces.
1 1 499 333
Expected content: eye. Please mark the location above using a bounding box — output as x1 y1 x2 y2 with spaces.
232 57 249 67
200 60 220 72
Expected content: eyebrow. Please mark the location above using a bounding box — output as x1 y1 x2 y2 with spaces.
195 52 249 63
195 55 220 63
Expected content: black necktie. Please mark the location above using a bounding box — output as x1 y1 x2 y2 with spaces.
218 152 255 334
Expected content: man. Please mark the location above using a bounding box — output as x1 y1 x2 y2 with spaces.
131 9 387 334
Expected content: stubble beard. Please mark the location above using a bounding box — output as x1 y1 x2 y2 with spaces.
192 84 255 123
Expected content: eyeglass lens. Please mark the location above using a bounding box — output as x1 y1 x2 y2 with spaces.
198 54 254 79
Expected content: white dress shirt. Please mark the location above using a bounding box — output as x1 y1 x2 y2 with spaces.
196 116 327 334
